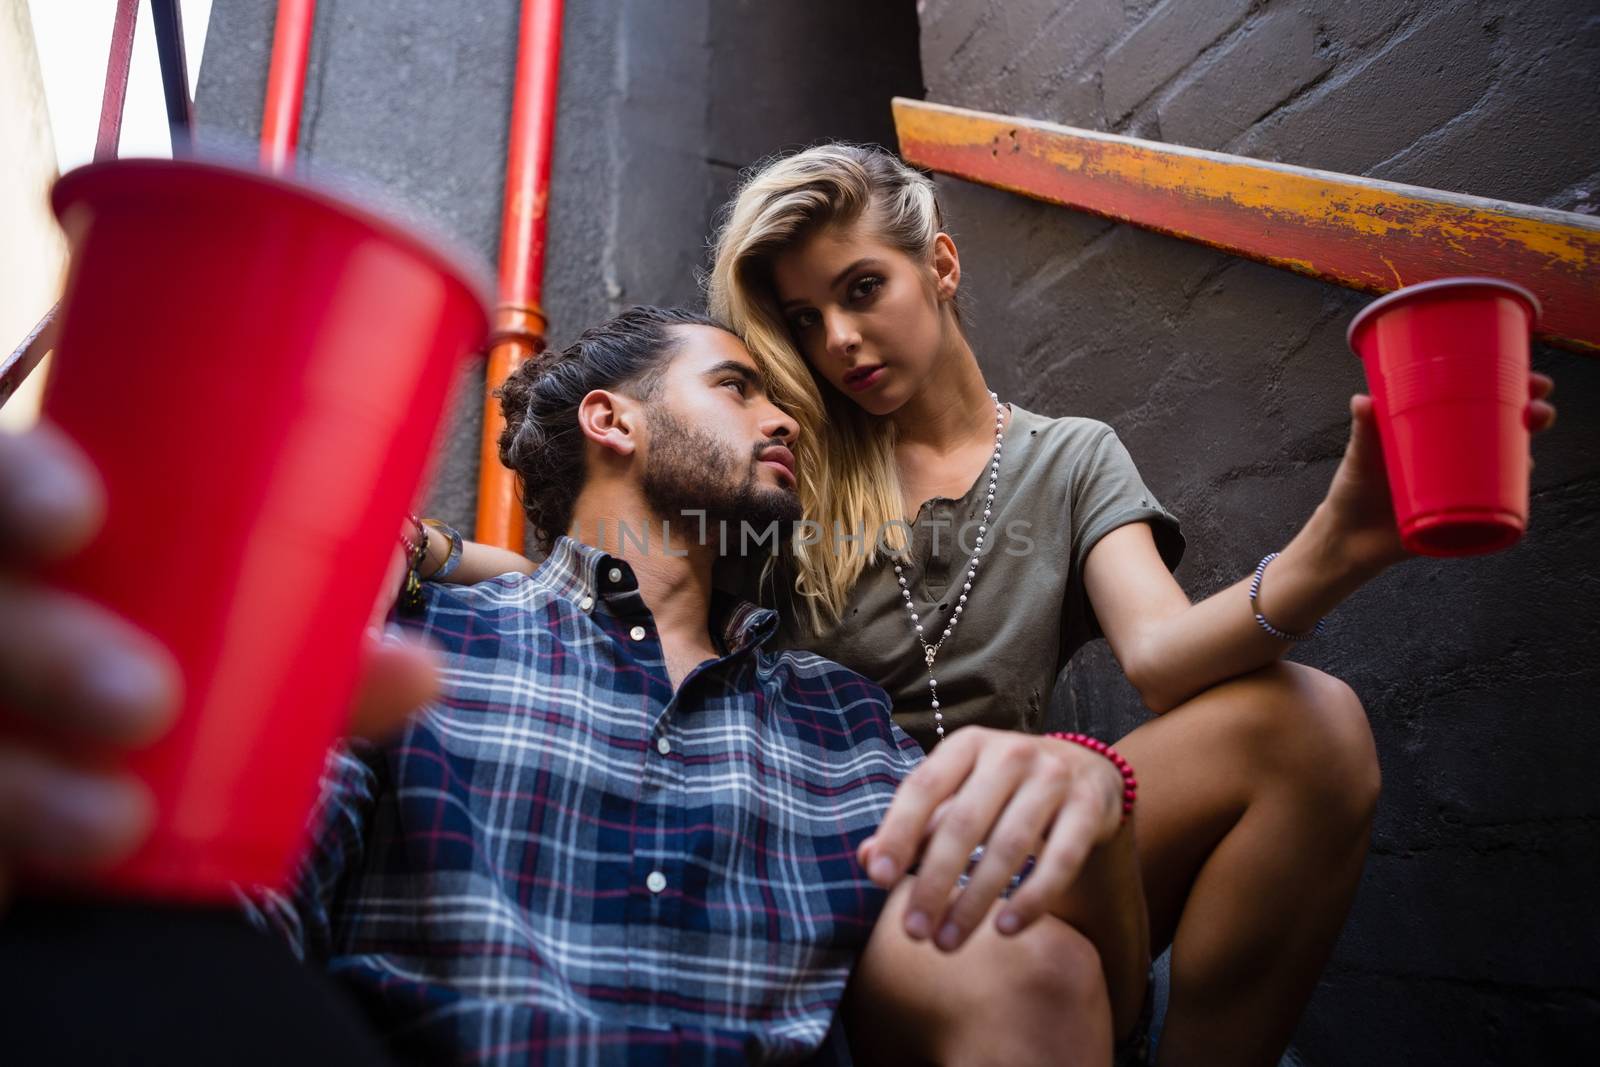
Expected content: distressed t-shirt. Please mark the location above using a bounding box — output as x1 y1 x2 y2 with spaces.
723 405 1184 753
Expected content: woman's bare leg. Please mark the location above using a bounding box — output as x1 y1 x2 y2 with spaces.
846 880 1116 1066
1114 661 1381 1067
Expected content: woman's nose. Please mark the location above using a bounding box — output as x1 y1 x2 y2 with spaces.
824 311 860 357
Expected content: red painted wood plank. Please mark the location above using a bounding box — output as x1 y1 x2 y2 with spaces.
894 98 1600 355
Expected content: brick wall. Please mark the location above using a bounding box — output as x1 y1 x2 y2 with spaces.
916 1 1600 1061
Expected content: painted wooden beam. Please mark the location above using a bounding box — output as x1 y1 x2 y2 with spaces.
893 98 1600 355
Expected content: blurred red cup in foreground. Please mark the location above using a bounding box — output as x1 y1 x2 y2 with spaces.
1347 277 1540 557
13 158 489 901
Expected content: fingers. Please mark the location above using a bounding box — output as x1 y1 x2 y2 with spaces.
1526 399 1556 433
932 772 1063 950
1349 392 1376 425
895 739 1032 943
997 777 1108 936
1530 372 1554 402
858 729 982 887
0 577 180 743
0 746 154 877
0 423 104 565
346 628 439 741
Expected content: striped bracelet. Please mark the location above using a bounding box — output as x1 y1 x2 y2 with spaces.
1249 551 1327 641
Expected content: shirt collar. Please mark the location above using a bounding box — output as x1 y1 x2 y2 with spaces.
538 536 778 655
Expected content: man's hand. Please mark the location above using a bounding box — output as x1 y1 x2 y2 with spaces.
0 423 436 906
856 727 1127 953
1320 373 1557 576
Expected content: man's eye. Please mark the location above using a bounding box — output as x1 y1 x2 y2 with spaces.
723 379 747 395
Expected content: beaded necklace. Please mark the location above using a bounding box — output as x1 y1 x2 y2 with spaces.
892 391 1005 742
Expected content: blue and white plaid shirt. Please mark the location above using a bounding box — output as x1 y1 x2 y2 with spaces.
248 536 923 1065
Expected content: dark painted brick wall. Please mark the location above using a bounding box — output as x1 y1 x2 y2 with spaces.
918 0 1599 1062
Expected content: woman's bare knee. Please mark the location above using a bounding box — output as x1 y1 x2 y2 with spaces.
935 920 1113 1066
1240 663 1381 823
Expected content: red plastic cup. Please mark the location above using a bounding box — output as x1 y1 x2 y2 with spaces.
22 158 489 901
1347 277 1539 557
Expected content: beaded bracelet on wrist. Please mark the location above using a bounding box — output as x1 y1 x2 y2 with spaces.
399 513 430 614
1048 732 1137 822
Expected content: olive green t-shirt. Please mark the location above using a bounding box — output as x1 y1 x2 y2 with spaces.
724 405 1184 753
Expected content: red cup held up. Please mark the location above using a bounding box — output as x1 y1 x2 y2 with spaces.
1347 277 1541 558
19 158 490 901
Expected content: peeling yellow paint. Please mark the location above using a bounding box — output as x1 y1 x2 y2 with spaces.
893 98 1600 352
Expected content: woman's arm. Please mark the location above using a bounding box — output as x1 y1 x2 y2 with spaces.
1086 383 1556 713
1083 504 1367 713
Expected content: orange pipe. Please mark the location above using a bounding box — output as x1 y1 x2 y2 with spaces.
477 0 565 550
260 0 316 171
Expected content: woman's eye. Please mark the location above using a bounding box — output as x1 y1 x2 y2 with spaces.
790 310 820 331
848 276 883 302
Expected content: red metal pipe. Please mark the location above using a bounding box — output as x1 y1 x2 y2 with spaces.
260 0 316 170
477 0 565 551
94 0 141 161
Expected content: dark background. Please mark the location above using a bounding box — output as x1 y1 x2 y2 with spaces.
197 1 1599 1061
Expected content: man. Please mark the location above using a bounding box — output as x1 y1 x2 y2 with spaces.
245 305 923 1063
1 307 1142 1065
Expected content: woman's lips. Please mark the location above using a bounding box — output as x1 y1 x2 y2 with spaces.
843 366 885 392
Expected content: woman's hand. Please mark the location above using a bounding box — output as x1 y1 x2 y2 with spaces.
1319 373 1557 577
0 423 435 906
856 726 1129 952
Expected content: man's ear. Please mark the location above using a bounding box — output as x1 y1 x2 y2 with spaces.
932 232 961 301
576 389 642 457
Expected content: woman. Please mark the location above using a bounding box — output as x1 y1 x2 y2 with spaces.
434 144 1556 1065
701 143 1557 1066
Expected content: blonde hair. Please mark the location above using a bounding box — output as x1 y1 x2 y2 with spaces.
707 144 947 631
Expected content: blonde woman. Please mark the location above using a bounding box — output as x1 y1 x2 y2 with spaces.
700 143 1556 1066
435 145 1555 1065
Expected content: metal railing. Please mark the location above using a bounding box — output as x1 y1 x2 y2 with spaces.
2 0 198 412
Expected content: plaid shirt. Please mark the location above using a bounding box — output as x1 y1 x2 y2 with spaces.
248 537 923 1066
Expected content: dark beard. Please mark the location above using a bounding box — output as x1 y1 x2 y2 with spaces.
640 407 802 547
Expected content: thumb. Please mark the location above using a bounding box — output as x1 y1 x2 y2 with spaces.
1346 394 1385 471
348 628 439 741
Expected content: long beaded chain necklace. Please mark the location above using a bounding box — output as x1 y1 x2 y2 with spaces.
893 391 1006 742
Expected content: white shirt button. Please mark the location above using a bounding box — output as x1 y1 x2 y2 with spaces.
607 567 624 583
645 870 666 893
578 595 594 611
656 737 671 756
629 625 647 641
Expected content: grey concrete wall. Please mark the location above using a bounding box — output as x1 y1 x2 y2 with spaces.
196 0 919 532
917 0 1599 1062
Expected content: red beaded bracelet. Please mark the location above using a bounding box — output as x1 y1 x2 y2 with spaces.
1048 732 1138 822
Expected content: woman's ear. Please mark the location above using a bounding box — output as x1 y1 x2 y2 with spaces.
576 389 640 457
932 232 961 301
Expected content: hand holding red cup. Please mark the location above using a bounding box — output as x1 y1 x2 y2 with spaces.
1345 278 1554 559
0 157 487 903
